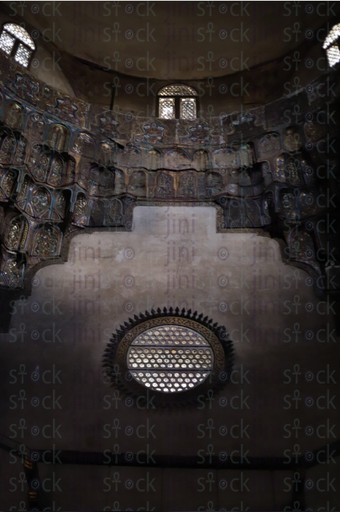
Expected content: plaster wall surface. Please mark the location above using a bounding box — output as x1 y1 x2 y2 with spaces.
0 206 338 509
2 206 338 448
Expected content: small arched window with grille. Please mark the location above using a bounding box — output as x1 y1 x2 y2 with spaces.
323 23 340 68
0 23 35 68
158 84 198 120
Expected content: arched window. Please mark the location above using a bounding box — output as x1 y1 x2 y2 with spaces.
158 84 198 120
0 23 35 68
323 23 340 68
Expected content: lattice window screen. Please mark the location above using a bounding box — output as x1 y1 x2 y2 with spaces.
180 98 196 120
323 23 340 49
159 98 175 119
3 23 35 49
326 45 340 67
14 43 32 67
159 85 197 96
0 31 15 55
127 325 213 393
323 23 340 68
0 23 35 68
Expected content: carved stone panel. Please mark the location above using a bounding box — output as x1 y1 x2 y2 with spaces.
283 127 302 152
206 172 224 197
0 169 16 199
26 112 46 141
32 225 61 257
178 172 196 199
0 134 16 165
258 132 280 158
47 124 70 152
3 101 25 130
48 156 64 186
128 171 146 197
72 193 88 226
31 148 50 182
31 187 51 218
114 170 126 195
155 173 174 198
0 249 23 287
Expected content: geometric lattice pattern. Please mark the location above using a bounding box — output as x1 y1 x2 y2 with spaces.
128 346 213 369
131 325 210 346
3 23 35 49
14 43 32 67
158 84 197 119
180 98 196 120
130 370 210 392
326 44 340 68
0 31 15 55
159 98 175 119
323 24 340 68
0 24 35 68
323 23 340 49
127 325 213 393
158 84 197 96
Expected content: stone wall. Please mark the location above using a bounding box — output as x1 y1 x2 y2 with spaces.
0 52 338 311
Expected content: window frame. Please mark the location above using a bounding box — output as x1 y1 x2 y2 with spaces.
0 23 35 68
157 84 199 120
103 308 234 407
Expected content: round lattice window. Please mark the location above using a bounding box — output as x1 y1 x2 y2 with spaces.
128 325 214 392
103 308 234 406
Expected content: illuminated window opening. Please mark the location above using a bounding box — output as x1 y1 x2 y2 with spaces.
323 23 340 68
0 23 35 68
158 84 198 120
127 325 213 393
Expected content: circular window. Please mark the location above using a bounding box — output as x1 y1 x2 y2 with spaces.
103 309 234 406
128 325 214 392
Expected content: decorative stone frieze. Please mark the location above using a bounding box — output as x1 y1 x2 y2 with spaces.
0 50 338 303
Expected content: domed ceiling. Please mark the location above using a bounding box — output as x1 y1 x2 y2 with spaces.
4 0 340 79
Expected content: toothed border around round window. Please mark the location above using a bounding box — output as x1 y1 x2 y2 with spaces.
103 309 234 407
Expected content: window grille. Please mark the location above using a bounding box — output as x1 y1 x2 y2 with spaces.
158 84 198 120
103 309 234 407
323 23 340 68
0 23 35 68
128 325 213 392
